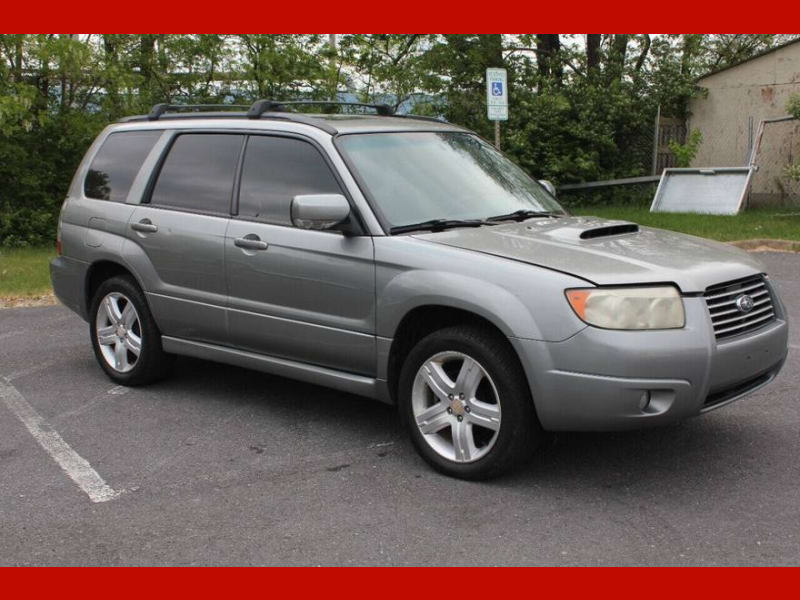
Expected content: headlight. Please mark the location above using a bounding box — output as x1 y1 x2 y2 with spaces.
565 286 685 330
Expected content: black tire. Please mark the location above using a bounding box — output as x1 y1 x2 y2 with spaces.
398 324 542 480
89 275 174 386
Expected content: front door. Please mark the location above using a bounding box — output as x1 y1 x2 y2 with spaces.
225 134 376 376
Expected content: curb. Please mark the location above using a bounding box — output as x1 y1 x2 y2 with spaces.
728 239 800 253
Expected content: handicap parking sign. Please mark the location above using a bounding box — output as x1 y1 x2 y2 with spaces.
486 68 508 121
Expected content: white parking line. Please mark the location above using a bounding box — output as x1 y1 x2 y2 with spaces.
0 330 24 341
6 358 63 382
0 377 120 503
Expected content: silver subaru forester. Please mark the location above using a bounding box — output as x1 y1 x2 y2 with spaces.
51 101 789 479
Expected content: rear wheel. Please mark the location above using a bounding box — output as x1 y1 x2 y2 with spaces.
89 276 173 386
398 325 541 480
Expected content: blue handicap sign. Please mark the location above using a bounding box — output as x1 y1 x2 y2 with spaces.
491 81 503 96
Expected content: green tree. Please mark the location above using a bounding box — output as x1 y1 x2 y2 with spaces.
2 33 799 246
235 34 328 101
339 34 438 111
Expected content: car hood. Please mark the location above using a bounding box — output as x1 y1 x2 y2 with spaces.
412 216 765 292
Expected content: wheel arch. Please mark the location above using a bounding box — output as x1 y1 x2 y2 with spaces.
385 304 525 406
84 259 149 318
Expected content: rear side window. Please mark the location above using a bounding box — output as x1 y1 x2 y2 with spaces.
238 136 342 225
84 130 161 202
150 134 243 214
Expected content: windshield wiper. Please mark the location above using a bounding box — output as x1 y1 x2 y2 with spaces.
486 209 560 223
390 218 486 235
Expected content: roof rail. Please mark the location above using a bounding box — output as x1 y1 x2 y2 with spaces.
147 103 249 121
247 99 394 118
121 104 338 134
122 100 448 135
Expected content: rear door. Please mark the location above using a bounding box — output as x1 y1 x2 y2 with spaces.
225 134 376 376
127 132 244 345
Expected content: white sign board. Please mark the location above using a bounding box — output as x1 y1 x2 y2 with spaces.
486 68 508 121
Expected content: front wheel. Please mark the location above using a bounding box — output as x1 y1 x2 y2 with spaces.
398 325 541 480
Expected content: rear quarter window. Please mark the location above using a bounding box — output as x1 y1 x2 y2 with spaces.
84 130 161 202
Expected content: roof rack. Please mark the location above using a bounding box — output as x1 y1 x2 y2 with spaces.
247 100 394 118
120 100 449 134
147 103 249 121
246 100 448 125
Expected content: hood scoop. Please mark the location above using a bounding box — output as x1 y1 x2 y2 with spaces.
523 219 641 243
579 223 639 240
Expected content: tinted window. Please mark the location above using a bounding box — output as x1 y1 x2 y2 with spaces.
84 131 161 202
150 134 242 213
238 136 342 225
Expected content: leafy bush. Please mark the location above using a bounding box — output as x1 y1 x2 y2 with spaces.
783 161 800 198
559 184 657 210
0 111 103 247
787 93 800 120
668 128 703 168
781 95 800 196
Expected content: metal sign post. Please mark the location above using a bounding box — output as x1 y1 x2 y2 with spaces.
486 67 508 149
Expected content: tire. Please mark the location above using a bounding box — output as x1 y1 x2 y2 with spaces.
398 324 542 480
89 275 174 386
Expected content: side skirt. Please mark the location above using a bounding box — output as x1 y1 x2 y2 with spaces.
161 336 392 404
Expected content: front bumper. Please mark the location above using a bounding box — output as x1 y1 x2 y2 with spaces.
511 293 789 431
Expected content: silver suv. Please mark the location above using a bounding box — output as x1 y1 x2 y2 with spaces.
51 101 789 479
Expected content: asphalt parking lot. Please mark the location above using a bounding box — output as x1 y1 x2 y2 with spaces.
1 252 798 566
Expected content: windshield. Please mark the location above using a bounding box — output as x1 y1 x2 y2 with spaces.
337 131 565 231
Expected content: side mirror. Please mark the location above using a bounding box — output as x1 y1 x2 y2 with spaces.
539 180 557 197
291 194 351 231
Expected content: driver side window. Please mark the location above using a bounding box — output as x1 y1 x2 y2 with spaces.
238 136 343 226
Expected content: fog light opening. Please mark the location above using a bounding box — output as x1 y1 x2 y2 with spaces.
639 391 651 411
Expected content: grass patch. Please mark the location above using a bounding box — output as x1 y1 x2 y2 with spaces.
571 206 800 242
0 246 56 297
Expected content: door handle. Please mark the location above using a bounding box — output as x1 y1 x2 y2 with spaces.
131 219 158 233
234 235 268 251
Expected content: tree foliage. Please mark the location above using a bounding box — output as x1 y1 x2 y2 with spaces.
1 33 797 246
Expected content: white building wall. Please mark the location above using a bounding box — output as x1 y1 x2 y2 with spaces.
687 41 800 204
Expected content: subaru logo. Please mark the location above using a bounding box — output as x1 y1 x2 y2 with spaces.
735 294 755 314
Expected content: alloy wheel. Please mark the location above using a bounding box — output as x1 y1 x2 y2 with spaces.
411 351 501 463
95 292 142 373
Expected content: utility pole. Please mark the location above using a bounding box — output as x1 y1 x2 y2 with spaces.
329 34 337 101
651 104 661 176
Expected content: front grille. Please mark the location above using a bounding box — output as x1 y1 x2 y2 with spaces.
703 370 773 409
704 275 776 340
